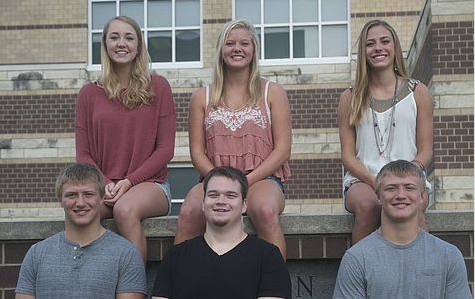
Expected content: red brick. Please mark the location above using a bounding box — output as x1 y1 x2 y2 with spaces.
325 236 349 258
286 238 300 259
439 69 453 75
301 237 323 259
146 239 162 262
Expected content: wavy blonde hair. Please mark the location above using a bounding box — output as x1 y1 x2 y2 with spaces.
350 19 406 125
210 19 261 108
100 16 153 110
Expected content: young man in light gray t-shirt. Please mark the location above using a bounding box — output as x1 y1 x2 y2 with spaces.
333 160 472 299
15 163 147 299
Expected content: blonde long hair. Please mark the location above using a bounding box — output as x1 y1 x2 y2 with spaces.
100 16 153 110
350 19 406 125
210 19 261 107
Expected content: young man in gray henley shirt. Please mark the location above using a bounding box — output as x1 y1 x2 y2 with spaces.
333 159 471 299
15 163 147 299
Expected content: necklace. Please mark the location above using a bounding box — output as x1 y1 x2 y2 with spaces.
371 75 398 157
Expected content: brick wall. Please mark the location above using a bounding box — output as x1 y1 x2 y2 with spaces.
0 86 473 204
434 114 474 170
431 21 474 75
0 163 64 204
286 159 342 200
288 89 341 129
1 230 472 298
0 93 76 134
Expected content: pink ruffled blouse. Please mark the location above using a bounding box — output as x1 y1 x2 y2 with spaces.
204 81 291 182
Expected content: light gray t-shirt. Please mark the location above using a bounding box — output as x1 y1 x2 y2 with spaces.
16 230 147 299
333 230 472 299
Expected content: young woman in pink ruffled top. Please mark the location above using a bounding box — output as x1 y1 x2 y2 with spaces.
174 19 292 258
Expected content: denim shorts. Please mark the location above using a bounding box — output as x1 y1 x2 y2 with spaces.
343 178 361 213
265 175 285 194
155 180 172 215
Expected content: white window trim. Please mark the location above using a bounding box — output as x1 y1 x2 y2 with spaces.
87 0 203 71
167 162 195 204
232 0 351 64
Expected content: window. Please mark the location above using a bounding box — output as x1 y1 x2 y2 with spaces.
167 165 200 215
89 0 202 68
234 0 349 64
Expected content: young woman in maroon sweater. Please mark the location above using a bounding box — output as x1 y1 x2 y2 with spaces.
75 16 175 262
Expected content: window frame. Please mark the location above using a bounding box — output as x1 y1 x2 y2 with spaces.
87 0 203 71
166 163 201 215
232 0 351 65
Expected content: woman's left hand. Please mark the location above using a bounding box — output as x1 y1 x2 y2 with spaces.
106 179 132 204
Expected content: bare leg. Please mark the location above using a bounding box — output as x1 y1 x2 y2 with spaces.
113 182 169 263
245 179 286 260
174 183 206 244
346 182 381 245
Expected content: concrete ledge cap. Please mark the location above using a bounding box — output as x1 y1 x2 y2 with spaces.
1 211 472 240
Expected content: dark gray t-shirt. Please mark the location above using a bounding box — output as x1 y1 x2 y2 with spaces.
16 230 147 299
333 230 472 299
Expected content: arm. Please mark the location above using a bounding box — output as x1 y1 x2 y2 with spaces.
116 247 148 298
15 246 37 299
247 82 292 186
332 252 366 299
444 247 472 298
258 245 292 299
412 83 433 171
125 79 176 185
189 87 215 176
338 89 376 187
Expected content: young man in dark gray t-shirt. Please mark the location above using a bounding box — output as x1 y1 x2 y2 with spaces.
15 163 147 299
333 160 472 299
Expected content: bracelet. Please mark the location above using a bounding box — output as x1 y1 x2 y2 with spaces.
412 159 426 173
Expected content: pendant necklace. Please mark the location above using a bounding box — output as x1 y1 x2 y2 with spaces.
371 75 398 157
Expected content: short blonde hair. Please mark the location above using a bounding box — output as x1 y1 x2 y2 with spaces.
375 160 426 196
55 163 105 200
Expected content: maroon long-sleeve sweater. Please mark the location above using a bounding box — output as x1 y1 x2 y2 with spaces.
75 74 175 185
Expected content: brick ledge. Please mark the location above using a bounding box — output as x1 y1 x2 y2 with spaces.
1 211 472 240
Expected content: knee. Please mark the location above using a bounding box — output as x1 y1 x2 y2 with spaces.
178 201 203 224
248 204 279 226
353 199 380 219
113 205 139 225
